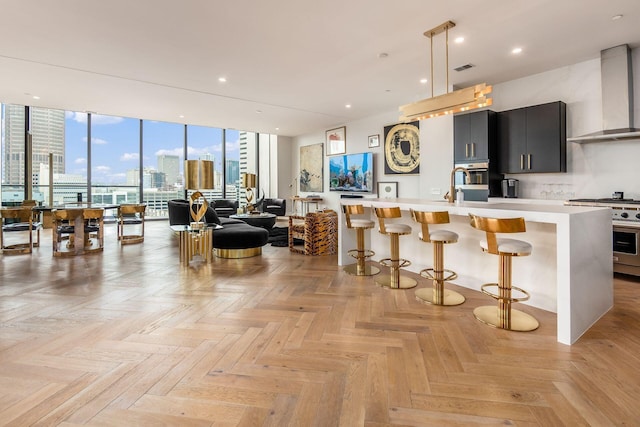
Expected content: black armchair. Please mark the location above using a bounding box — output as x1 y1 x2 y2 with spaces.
262 198 286 216
212 199 238 218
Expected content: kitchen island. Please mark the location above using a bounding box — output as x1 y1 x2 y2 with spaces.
339 198 612 345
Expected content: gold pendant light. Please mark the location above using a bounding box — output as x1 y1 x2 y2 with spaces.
399 21 492 121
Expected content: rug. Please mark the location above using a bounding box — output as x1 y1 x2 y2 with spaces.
268 227 302 247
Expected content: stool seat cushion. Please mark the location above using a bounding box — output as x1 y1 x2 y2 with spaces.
480 238 532 255
419 229 458 242
381 223 412 234
350 219 375 229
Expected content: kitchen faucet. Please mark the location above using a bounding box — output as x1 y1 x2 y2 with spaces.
445 166 471 203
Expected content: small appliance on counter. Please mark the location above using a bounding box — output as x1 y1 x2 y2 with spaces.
501 178 519 198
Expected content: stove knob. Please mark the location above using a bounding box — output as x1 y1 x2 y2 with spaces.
621 212 629 219
636 213 640 219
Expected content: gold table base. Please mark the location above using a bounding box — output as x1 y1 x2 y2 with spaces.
375 274 417 289
344 263 380 276
473 306 540 332
415 287 465 306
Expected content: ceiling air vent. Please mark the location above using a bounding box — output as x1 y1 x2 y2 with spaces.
454 63 474 72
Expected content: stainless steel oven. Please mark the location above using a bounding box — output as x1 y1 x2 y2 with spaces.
613 224 640 275
454 162 489 201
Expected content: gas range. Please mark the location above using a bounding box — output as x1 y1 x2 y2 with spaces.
565 198 640 224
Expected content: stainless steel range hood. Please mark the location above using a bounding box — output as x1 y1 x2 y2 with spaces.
569 44 640 143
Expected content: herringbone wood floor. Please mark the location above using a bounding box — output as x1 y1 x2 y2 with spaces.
0 220 639 426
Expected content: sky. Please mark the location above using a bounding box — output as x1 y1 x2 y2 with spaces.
64 112 240 185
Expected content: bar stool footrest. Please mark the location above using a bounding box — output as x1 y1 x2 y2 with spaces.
348 248 375 259
420 268 458 282
379 258 411 268
480 283 531 303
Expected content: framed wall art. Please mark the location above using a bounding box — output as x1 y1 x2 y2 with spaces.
377 181 398 198
383 121 420 174
368 134 380 148
299 143 324 192
326 126 346 156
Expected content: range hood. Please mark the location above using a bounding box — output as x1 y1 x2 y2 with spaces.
569 44 640 143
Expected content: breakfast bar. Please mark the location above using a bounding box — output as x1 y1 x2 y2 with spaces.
339 198 613 345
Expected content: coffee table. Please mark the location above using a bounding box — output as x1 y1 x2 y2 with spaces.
230 213 276 229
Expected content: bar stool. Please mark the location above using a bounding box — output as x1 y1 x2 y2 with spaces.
117 204 146 244
410 209 465 306
373 206 416 289
342 204 379 276
469 214 539 331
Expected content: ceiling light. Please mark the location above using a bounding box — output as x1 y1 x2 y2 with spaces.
399 20 492 121
32 95 40 100
345 104 352 109
454 36 465 44
512 47 523 54
275 127 280 131
179 115 184 118
612 14 623 21
218 77 227 83
420 78 428 84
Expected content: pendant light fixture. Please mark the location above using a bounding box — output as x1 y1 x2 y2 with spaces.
399 21 492 121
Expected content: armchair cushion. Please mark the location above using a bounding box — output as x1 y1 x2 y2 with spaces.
168 199 220 225
212 199 238 218
263 198 286 216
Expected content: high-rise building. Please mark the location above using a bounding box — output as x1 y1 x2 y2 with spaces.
157 154 179 187
2 104 65 185
226 159 239 187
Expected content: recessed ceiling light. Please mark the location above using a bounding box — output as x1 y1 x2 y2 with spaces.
218 77 227 83
32 95 40 100
454 37 465 44
385 89 391 92
179 115 184 118
612 14 623 21
512 47 523 54
256 110 262 114
420 78 428 84
275 127 280 131
345 104 351 109
378 52 389 59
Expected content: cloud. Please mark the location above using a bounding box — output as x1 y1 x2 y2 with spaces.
226 138 240 153
82 137 108 145
94 166 110 173
75 157 86 164
66 112 124 125
120 153 139 161
156 148 183 157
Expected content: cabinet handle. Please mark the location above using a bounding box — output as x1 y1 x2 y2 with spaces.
465 144 469 158
471 143 476 158
528 154 532 170
520 154 525 170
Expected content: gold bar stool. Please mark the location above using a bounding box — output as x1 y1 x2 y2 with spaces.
373 206 417 289
343 204 379 276
469 214 539 331
411 209 465 306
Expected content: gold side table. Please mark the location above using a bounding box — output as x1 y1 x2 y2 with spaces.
170 224 221 265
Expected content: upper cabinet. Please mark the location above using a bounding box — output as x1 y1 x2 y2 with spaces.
498 101 566 173
453 110 496 163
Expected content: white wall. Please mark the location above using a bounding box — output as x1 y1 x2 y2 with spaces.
288 47 640 210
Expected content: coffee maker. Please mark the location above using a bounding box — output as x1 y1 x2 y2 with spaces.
501 178 519 198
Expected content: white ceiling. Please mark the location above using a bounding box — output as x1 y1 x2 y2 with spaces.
0 0 639 137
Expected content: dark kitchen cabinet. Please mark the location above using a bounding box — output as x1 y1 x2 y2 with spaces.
498 101 566 173
454 110 496 163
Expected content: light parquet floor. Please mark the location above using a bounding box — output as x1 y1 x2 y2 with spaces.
0 220 639 426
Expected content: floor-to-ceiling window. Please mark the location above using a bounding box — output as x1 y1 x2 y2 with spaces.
89 114 140 207
2 103 271 214
187 125 224 201
142 120 184 217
